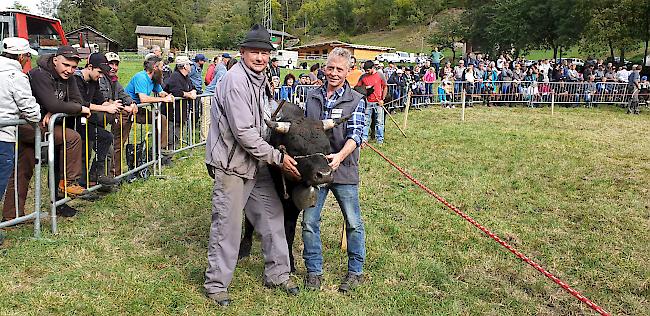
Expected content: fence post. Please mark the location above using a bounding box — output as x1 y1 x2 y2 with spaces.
403 91 412 130
33 124 41 238
551 92 555 116
461 90 466 122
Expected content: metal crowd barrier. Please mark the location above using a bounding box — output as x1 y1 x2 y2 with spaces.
405 80 636 108
0 120 43 238
45 93 212 234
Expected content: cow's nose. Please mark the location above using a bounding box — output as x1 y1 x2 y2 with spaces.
315 170 331 179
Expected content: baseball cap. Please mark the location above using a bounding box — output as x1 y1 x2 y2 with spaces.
194 53 207 62
56 45 80 60
271 57 278 62
222 52 232 59
105 52 120 63
299 73 309 78
396 69 404 74
88 53 112 74
642 76 648 81
144 53 157 61
363 60 374 70
175 55 193 65
1 37 37 55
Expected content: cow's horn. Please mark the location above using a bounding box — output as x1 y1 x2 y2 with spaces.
265 119 291 133
322 113 354 130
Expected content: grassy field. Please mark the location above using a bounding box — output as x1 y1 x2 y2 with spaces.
1 101 649 315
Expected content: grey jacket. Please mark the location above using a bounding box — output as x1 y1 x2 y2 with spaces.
205 61 282 179
0 56 41 142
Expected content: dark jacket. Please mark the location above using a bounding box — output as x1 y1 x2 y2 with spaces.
163 69 195 122
304 86 363 185
28 54 83 119
74 70 107 125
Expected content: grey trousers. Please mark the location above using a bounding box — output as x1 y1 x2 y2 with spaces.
204 165 291 294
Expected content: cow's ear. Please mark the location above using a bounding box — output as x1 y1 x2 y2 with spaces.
265 119 291 133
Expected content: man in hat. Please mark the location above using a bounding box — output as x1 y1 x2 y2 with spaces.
268 57 281 81
189 54 207 95
3 45 92 221
163 56 197 149
0 37 41 202
204 24 301 306
74 52 121 187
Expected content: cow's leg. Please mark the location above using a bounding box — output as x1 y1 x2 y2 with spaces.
238 215 254 259
282 198 301 273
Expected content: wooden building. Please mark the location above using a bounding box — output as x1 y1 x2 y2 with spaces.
65 26 119 53
135 25 172 55
286 41 394 60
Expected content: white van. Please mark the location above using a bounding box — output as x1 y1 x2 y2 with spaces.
272 50 299 69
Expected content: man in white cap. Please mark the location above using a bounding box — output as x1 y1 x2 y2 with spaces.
162 56 197 149
0 37 41 204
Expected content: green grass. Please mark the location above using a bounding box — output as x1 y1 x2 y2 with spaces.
1 104 649 315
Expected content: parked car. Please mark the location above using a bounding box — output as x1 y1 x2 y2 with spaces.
396 51 416 63
376 52 401 63
271 50 299 69
556 58 584 67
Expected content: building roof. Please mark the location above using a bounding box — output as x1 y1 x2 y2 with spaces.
286 41 394 52
0 9 62 23
65 26 119 44
135 25 173 36
268 29 297 39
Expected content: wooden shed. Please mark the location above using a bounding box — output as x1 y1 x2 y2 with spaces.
65 26 119 53
135 25 172 55
286 41 394 60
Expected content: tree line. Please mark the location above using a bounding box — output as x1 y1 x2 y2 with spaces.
49 0 648 65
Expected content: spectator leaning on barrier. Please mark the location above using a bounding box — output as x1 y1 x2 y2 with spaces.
74 52 121 187
189 54 206 94
357 60 387 145
163 56 197 149
205 53 231 94
0 38 40 199
203 24 301 306
98 52 146 178
303 47 367 293
4 46 92 221
124 55 175 161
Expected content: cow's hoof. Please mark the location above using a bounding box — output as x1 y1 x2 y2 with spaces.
238 239 252 260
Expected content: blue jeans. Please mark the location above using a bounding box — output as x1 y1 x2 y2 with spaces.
0 141 15 198
302 184 366 275
362 102 384 144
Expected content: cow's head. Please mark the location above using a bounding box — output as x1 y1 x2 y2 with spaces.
265 102 350 186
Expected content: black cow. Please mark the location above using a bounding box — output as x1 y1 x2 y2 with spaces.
238 101 350 272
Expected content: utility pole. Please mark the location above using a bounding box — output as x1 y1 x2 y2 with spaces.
262 0 272 31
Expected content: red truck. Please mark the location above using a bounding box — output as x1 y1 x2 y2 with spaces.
1 9 68 72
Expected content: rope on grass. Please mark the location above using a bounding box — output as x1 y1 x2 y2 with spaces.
364 142 610 316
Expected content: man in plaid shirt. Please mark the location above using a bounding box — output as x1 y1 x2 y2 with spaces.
302 47 367 293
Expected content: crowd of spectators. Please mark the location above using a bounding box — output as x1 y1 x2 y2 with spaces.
272 49 648 111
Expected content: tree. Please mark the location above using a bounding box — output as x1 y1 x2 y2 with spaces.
581 0 638 63
428 9 468 61
38 0 59 17
8 1 30 11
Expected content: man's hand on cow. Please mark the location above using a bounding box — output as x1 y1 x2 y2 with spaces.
282 155 301 180
327 153 344 170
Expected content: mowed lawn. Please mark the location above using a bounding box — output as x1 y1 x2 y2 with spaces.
1 104 649 315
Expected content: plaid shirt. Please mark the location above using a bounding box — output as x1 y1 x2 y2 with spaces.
311 84 366 146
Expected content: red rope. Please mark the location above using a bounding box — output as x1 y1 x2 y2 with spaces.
365 142 610 316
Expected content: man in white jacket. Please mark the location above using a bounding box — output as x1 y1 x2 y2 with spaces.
0 37 40 199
